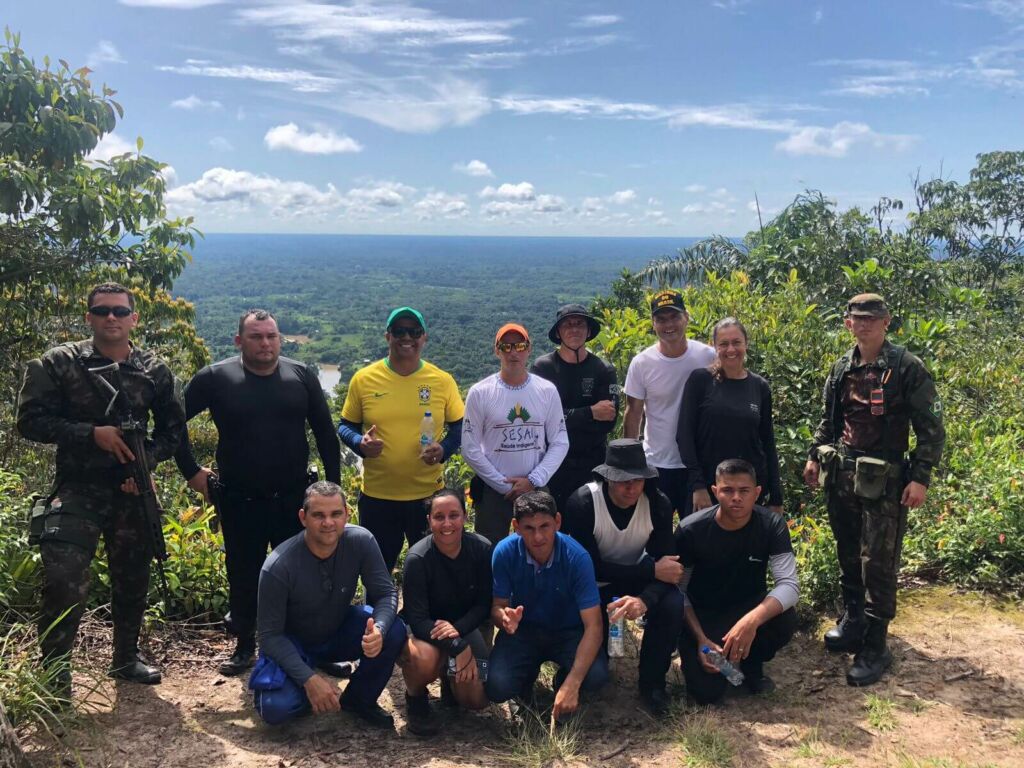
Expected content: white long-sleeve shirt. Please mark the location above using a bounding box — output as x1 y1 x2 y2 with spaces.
462 372 569 494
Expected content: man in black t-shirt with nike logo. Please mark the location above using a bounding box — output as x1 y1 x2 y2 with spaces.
675 458 799 704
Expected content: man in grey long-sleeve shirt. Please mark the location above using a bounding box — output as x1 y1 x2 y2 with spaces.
675 458 799 705
249 482 405 728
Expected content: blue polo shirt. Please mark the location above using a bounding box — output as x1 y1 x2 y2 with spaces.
491 531 601 631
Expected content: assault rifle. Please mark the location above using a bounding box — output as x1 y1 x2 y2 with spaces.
86 362 172 615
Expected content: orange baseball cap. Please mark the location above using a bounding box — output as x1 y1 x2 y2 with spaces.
495 323 530 345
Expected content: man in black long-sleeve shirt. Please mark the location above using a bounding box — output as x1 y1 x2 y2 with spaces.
530 304 618 513
175 309 341 675
562 439 685 717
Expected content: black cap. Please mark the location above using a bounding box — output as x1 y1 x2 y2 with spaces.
548 303 601 345
592 439 659 482
650 289 686 315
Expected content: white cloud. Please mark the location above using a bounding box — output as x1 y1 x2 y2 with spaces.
88 132 135 162
86 41 124 68
813 8 824 24
480 182 536 201
572 14 622 28
158 61 338 93
453 159 494 177
170 94 223 110
414 192 469 219
236 2 522 52
264 123 363 154
681 200 736 216
120 0 224 7
337 76 492 133
582 196 605 212
776 121 915 157
346 181 416 208
684 184 707 193
209 136 234 151
159 165 177 188
608 189 637 205
166 168 345 218
712 0 753 13
709 187 731 199
954 1 1024 20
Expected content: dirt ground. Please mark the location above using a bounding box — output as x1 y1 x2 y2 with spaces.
22 586 1024 768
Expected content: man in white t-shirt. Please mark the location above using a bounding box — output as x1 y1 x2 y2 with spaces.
463 323 569 547
623 290 715 520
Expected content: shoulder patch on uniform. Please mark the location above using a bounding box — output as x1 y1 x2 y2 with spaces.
930 397 943 419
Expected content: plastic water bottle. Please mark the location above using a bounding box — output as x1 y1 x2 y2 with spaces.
419 411 434 455
701 646 745 686
608 596 625 658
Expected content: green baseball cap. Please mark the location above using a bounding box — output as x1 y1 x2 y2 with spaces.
386 306 427 333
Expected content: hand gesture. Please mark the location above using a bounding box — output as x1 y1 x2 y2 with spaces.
802 460 820 489
721 613 759 665
420 440 444 466
361 425 384 458
698 638 724 674
430 620 460 641
901 480 927 508
303 673 341 714
692 488 712 511
187 467 214 502
361 617 383 658
453 645 477 685
590 399 616 422
504 477 535 501
500 605 524 635
654 555 684 585
607 595 646 623
552 679 580 721
94 425 135 463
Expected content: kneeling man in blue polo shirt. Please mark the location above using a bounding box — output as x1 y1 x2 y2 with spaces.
249 481 406 728
485 491 608 720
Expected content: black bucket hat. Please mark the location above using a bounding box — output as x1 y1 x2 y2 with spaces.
547 303 601 345
593 439 659 482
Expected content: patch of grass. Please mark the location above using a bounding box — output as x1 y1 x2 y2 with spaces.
677 712 734 768
902 696 933 715
864 693 897 732
1012 721 1024 745
498 704 583 768
897 756 999 768
822 758 851 767
795 725 822 758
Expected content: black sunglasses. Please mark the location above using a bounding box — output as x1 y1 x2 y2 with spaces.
390 326 424 339
88 306 133 318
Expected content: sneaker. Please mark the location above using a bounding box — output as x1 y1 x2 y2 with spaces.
317 660 358 679
341 696 395 729
638 687 672 717
218 637 256 677
405 692 441 738
439 674 458 709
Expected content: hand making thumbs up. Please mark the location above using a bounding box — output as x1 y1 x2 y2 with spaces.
361 616 383 658
361 424 384 458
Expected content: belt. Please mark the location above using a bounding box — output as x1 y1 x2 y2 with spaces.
221 482 306 501
836 446 905 470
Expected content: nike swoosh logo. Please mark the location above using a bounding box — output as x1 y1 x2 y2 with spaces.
372 392 387 398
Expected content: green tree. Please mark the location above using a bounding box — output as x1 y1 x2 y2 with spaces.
0 29 204 451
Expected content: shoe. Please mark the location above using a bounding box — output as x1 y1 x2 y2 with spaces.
638 687 672 717
341 696 395 729
846 619 892 687
824 602 867 653
218 637 256 677
109 652 161 684
405 692 441 738
744 674 776 696
439 674 458 709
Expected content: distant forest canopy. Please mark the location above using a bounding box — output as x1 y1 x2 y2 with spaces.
171 235 699 386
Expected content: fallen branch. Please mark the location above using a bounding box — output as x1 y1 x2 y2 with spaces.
943 670 974 683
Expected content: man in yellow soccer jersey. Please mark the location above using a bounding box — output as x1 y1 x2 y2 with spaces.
338 307 464 572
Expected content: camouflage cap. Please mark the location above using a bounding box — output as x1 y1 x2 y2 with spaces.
846 293 889 318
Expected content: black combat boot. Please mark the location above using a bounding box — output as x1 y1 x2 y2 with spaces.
824 599 867 653
109 643 162 684
846 618 892 687
218 635 256 677
405 692 441 738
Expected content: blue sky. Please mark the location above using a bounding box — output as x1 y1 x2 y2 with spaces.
7 0 1022 235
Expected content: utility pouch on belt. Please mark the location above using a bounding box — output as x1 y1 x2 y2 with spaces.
28 495 49 546
853 456 890 500
815 445 839 489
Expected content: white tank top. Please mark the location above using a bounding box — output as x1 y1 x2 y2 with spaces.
587 481 653 586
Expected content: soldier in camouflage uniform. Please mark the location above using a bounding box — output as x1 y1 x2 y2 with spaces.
16 283 185 694
803 294 944 686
